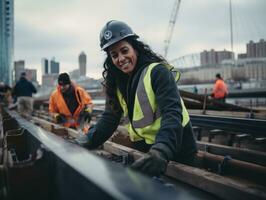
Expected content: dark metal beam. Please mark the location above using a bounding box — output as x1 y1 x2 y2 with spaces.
2 109 210 200
190 114 266 136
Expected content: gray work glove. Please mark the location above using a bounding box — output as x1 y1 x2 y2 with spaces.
75 125 95 147
130 149 168 177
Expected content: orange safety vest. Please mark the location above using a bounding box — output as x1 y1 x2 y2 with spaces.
49 83 93 128
213 79 228 99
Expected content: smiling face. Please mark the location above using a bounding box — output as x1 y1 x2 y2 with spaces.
108 40 138 75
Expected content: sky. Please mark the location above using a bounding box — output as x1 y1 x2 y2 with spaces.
14 0 266 82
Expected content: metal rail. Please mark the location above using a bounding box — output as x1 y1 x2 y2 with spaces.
190 114 266 136
23 111 266 199
92 108 266 136
1 109 213 200
31 111 266 166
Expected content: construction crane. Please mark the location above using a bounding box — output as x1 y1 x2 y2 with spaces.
164 0 181 58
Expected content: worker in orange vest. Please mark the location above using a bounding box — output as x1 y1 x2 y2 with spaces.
211 73 228 103
49 73 93 130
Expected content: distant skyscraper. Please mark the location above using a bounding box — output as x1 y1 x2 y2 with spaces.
216 50 234 63
247 40 256 58
14 60 25 82
200 49 233 66
42 74 58 87
0 0 14 85
42 58 49 74
79 52 86 76
247 39 266 58
50 58 59 74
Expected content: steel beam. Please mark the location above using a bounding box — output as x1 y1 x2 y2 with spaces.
2 109 208 200
190 114 266 136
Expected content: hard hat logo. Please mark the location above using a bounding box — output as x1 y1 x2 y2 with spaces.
99 20 139 51
104 30 112 40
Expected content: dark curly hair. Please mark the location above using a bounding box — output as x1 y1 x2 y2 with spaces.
102 37 168 113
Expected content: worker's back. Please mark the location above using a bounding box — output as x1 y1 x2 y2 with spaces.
13 77 37 97
213 79 228 99
13 73 37 114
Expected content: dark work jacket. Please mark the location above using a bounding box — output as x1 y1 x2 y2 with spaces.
62 86 79 115
91 58 197 163
13 77 37 97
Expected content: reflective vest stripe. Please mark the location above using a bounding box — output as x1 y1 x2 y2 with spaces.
117 62 189 143
132 63 186 128
133 64 158 128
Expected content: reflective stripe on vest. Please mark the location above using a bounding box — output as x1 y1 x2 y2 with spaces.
117 62 190 144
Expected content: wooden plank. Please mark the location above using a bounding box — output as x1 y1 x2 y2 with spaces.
101 140 266 200
166 162 266 200
25 115 266 199
31 116 74 138
103 141 142 160
31 116 53 132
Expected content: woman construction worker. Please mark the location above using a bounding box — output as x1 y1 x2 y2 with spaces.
78 20 197 177
49 73 93 131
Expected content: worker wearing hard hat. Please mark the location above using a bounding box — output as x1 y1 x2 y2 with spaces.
78 20 197 177
49 73 93 129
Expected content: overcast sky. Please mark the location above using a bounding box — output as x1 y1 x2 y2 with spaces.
14 0 266 82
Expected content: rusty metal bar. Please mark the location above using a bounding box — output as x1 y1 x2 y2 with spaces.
197 152 266 185
197 141 266 166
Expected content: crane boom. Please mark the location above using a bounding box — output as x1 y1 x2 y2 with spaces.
164 0 181 58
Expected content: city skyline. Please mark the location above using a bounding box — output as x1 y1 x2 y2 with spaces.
14 0 266 82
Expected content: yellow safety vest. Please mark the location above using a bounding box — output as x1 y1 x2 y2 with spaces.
117 63 190 144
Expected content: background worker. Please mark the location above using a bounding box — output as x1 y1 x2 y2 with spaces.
12 72 37 114
49 73 93 130
0 82 12 106
79 20 197 177
211 73 228 103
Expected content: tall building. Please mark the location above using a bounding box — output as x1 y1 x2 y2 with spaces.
42 57 59 75
42 58 49 75
79 52 86 76
247 40 256 58
14 60 25 82
42 74 58 87
200 49 233 66
247 39 266 58
0 0 14 85
216 50 234 63
50 57 59 74
41 57 59 85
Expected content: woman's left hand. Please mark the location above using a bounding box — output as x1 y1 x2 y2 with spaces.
130 149 168 177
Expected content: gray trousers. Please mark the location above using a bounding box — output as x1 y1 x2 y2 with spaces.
17 96 34 114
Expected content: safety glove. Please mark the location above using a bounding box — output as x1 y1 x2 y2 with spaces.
83 107 92 123
75 125 96 147
54 113 66 124
130 149 168 177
